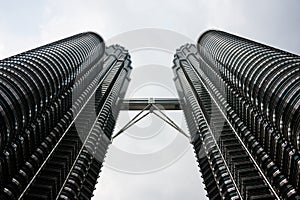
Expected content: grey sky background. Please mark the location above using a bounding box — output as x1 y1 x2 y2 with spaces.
1 1 300 200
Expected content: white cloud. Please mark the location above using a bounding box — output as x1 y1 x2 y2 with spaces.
0 43 5 58
40 0 109 41
94 145 207 200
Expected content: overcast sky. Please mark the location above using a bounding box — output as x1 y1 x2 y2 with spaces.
1 1 300 200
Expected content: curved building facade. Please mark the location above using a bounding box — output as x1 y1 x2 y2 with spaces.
0 33 132 199
174 30 300 199
198 30 300 149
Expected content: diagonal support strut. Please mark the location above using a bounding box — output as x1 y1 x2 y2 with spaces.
113 101 189 140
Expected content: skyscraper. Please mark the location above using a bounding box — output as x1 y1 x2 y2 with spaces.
173 30 300 199
1 28 299 200
0 33 131 199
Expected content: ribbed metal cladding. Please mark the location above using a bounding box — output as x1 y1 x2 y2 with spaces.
0 33 132 200
198 30 300 150
174 44 282 199
0 32 104 149
172 30 300 199
173 51 240 200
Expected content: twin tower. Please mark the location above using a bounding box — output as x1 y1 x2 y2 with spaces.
0 30 299 200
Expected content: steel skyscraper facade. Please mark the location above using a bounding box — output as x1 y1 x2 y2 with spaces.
1 28 299 200
0 33 131 199
174 30 300 199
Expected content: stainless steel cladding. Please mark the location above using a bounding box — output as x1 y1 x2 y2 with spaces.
0 33 132 200
174 30 300 199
